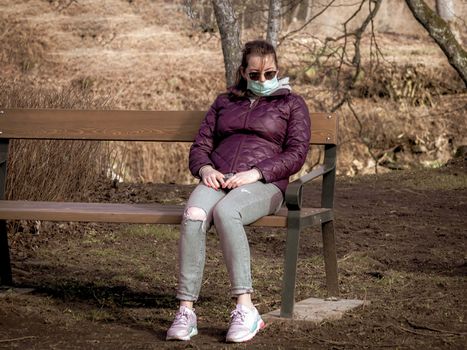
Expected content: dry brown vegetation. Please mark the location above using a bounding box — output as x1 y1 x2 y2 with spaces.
0 79 113 201
1 0 465 200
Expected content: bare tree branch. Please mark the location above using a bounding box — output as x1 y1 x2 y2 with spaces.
347 99 379 173
405 0 467 87
351 0 383 73
329 0 384 112
279 0 337 44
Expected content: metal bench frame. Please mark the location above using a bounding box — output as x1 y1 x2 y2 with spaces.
0 109 338 318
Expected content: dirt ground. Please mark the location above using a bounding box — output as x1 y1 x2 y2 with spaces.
0 2 466 347
1 158 465 349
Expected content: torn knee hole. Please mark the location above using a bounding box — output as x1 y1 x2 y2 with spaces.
184 207 207 221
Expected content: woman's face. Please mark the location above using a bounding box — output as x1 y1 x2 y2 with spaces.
241 54 278 83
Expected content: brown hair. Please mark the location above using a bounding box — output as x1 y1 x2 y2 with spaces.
232 40 278 96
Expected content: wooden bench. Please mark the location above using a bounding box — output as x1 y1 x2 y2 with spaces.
0 108 338 318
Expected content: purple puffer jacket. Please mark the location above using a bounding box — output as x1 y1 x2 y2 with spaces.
189 88 311 195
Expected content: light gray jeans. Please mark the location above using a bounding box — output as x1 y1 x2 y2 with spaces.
176 181 283 301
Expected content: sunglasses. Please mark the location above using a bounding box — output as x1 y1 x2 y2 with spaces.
248 71 277 81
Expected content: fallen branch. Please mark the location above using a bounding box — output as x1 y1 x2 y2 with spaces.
316 337 401 348
393 324 456 337
405 318 467 336
388 187 429 198
0 336 37 343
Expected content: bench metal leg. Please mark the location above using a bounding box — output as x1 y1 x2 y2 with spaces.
280 210 301 318
0 220 12 285
322 220 338 297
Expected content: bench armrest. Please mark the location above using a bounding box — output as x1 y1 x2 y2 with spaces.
284 164 335 210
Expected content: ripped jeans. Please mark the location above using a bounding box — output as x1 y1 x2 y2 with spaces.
176 181 283 301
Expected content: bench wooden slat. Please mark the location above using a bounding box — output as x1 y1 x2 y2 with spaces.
0 107 340 315
0 200 330 227
0 109 337 145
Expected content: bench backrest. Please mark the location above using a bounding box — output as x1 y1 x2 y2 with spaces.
0 109 337 145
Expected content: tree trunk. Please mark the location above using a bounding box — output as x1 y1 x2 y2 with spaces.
305 0 313 23
289 2 301 25
266 0 281 48
435 0 454 22
212 0 242 88
405 0 467 87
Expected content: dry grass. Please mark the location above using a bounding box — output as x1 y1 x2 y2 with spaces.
0 17 47 73
0 79 113 201
0 0 465 188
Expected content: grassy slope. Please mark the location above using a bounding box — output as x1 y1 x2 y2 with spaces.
0 0 465 184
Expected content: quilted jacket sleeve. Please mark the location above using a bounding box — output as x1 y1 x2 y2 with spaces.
254 94 311 183
188 97 219 178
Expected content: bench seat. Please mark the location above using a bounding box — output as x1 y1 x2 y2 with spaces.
0 200 332 227
0 108 339 318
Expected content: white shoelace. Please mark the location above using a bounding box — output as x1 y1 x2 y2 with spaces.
230 309 247 325
173 309 190 326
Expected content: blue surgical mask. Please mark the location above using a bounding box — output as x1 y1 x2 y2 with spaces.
247 75 279 96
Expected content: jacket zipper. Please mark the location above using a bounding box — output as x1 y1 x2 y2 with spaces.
230 97 261 173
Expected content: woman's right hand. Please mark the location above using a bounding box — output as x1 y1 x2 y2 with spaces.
199 165 225 190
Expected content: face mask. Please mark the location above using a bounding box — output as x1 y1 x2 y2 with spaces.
247 75 279 96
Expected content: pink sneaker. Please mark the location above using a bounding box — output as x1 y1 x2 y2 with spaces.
226 304 266 343
166 306 198 341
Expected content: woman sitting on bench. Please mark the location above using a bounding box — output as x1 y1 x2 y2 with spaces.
167 39 311 343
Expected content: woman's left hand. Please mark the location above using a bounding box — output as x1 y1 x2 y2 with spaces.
222 169 262 189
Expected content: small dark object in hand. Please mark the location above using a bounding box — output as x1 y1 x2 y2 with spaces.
223 173 234 180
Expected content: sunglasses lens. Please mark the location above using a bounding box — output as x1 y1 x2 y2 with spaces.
265 71 277 80
248 72 261 81
248 71 277 81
